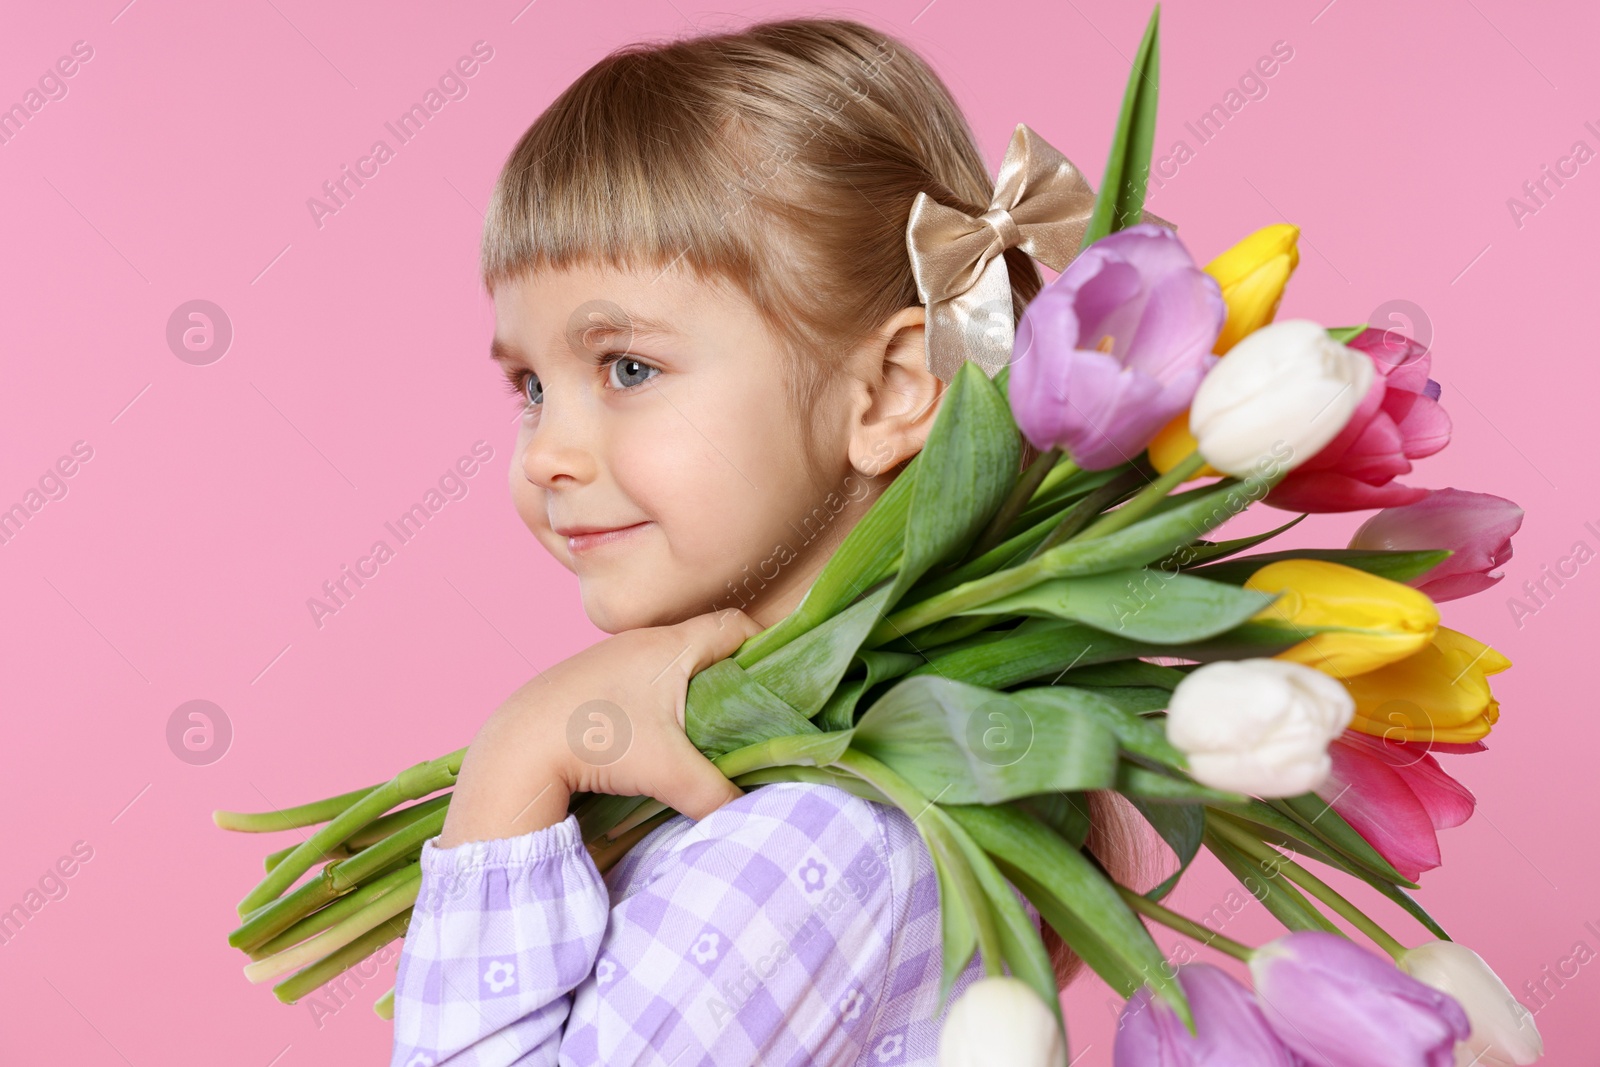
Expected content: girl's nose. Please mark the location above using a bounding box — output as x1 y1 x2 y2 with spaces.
520 399 597 490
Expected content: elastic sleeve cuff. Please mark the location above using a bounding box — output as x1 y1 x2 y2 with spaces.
419 812 588 874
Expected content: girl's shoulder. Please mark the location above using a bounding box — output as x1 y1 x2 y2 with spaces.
604 780 922 906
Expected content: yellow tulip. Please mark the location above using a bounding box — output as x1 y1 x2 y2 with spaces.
1206 223 1301 355
1244 559 1439 678
1344 627 1511 744
1148 224 1301 476
1148 411 1220 478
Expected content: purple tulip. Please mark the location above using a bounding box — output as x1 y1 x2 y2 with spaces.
1009 223 1225 470
1348 488 1524 601
1115 963 1299 1066
1249 932 1470 1066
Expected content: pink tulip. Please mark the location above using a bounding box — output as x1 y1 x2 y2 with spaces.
1314 731 1476 882
1348 488 1524 601
1265 328 1451 513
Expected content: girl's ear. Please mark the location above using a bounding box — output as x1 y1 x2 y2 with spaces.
845 305 946 478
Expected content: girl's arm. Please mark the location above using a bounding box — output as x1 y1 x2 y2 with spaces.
389 780 903 1067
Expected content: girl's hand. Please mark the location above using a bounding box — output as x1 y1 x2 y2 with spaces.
435 609 761 848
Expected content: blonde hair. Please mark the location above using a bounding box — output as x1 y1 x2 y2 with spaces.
480 15 1150 991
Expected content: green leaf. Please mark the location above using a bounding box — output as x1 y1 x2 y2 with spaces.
1130 797 1203 903
814 649 921 732
944 810 1065 1031
957 568 1278 644
1032 477 1277 579
1057 661 1186 689
1186 547 1453 586
890 363 1020 604
1327 324 1368 343
913 620 1149 689
1070 685 1172 714
747 587 893 718
683 659 818 756
1271 795 1415 888
1012 687 1183 767
1161 514 1307 570
1081 6 1162 246
1117 762 1246 805
947 802 1192 1030
1204 830 1341 935
852 676 1121 804
735 461 914 666
1016 792 1092 849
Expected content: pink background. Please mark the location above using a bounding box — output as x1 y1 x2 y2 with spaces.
2 0 1595 1062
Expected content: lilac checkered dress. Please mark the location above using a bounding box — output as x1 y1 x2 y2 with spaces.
390 781 1041 1066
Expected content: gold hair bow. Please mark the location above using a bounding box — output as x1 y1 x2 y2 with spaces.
906 122 1176 380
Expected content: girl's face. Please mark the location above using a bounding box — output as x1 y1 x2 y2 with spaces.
492 261 882 633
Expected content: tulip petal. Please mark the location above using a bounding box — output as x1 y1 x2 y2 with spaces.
1320 735 1442 881
1251 932 1470 1066
1265 472 1431 513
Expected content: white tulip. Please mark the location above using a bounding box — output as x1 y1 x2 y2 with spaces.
1165 659 1354 797
1400 940 1544 1066
938 976 1066 1067
1188 319 1375 478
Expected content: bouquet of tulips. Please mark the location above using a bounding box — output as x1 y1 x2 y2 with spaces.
215 8 1542 1065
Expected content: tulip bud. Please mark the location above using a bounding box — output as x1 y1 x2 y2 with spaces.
1204 222 1301 355
1399 941 1543 1065
1165 659 1354 797
1244 559 1440 679
1188 319 1375 479
1250 932 1470 1064
939 977 1067 1067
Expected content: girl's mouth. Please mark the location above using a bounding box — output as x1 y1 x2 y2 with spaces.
557 521 653 555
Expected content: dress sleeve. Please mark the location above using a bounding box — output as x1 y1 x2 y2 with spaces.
389 782 901 1067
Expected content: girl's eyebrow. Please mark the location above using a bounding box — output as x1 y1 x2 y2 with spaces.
488 310 685 366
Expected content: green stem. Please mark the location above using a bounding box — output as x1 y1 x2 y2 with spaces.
1209 818 1408 960
229 809 445 952
1071 451 1207 542
970 449 1068 558
246 865 421 982
598 733 858 842
1115 885 1254 962
273 909 412 1005
1029 467 1147 557
215 781 386 833
832 750 1005 977
235 750 464 918
373 986 395 1020
249 862 418 959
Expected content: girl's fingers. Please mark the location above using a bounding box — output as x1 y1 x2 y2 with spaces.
656 733 744 821
675 608 762 674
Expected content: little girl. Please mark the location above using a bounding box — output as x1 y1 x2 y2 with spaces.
390 17 1144 1066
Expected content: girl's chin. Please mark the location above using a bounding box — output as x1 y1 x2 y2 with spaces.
579 586 704 633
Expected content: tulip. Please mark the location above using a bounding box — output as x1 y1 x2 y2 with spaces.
1188 320 1374 479
1249 931 1470 1066
1342 626 1510 744
1244 560 1439 678
1115 963 1298 1066
1399 941 1544 1066
939 976 1066 1067
1205 222 1302 354
1148 224 1300 477
1009 222 1226 470
1166 659 1354 797
1349 488 1524 602
1265 328 1451 513
1315 730 1476 881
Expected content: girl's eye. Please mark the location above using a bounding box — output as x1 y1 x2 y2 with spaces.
523 373 545 406
501 369 543 407
606 356 660 390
